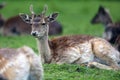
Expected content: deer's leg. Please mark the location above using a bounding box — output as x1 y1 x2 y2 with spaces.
92 38 120 70
88 61 113 70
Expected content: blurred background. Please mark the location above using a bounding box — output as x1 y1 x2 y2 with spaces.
0 0 120 49
0 0 120 80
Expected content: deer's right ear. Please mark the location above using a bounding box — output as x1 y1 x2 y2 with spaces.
98 6 106 15
19 13 31 24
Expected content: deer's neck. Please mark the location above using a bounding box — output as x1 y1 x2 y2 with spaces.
37 36 52 63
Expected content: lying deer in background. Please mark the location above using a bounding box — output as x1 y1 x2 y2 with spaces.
2 14 62 36
0 46 43 80
20 5 120 70
91 6 120 44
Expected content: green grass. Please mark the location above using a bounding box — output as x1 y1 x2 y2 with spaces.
0 0 120 80
44 64 120 80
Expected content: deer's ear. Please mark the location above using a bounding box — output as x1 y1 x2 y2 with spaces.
98 6 106 15
47 12 59 22
19 13 31 24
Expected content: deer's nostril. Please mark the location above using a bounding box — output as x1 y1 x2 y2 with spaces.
41 23 46 25
31 32 37 36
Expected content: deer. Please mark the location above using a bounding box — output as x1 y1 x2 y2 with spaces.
20 5 120 70
2 14 62 36
0 46 43 80
91 6 120 44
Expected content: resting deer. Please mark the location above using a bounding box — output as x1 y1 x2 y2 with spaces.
20 5 120 70
2 15 62 36
0 46 43 80
91 6 120 44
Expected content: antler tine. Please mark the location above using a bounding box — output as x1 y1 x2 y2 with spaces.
42 4 48 15
30 4 35 15
29 4 35 23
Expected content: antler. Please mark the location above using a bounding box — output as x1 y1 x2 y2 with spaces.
30 4 35 15
42 4 48 16
29 4 35 23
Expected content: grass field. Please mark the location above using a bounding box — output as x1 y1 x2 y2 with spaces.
0 0 120 80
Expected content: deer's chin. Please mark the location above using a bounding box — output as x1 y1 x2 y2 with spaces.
35 35 44 39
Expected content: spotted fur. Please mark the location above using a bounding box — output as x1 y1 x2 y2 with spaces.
20 5 120 70
0 46 43 80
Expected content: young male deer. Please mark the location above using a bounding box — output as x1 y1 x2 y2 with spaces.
0 46 43 80
91 6 120 44
20 5 120 70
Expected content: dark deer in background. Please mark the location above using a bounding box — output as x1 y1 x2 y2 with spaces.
2 15 62 36
2 15 31 36
91 6 120 44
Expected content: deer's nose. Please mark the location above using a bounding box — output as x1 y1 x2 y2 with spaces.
41 23 46 25
31 32 37 36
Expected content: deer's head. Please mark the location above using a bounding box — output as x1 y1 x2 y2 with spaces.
19 5 58 39
91 6 112 25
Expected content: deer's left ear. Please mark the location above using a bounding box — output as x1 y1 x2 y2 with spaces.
47 12 59 22
19 13 32 24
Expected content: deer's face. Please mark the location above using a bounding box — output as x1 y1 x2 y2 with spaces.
30 15 49 38
19 5 58 39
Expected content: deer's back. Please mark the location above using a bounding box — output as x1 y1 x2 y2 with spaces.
0 46 34 80
49 35 94 59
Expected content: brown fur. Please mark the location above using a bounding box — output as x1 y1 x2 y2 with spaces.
49 35 94 60
3 15 31 36
20 5 120 70
2 15 62 36
49 35 94 53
